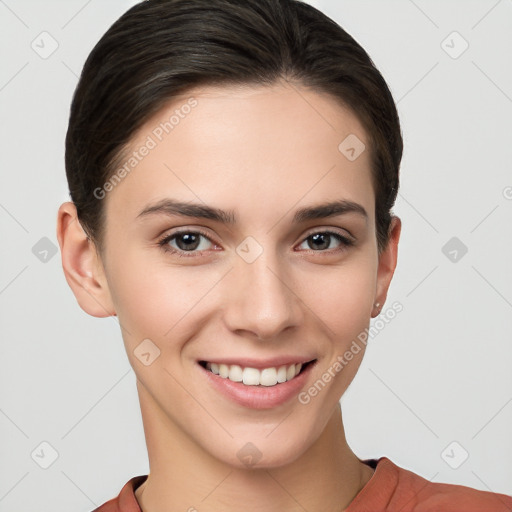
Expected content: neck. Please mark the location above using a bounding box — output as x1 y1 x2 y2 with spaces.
135 382 374 512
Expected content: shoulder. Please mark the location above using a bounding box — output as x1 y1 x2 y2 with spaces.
91 475 147 512
348 457 512 512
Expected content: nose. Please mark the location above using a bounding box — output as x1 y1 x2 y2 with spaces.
222 245 303 341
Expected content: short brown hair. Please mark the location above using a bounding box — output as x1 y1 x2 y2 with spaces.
65 0 402 256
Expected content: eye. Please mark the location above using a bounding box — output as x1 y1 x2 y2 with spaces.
157 229 217 257
157 228 354 258
297 230 354 253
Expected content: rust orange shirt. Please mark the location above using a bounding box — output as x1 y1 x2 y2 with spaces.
92 456 512 512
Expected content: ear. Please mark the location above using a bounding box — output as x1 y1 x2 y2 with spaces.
56 201 116 317
372 216 401 318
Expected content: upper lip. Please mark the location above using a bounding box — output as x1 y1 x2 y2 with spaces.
199 356 317 370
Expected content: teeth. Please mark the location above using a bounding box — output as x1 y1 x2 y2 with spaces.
260 367 277 386
229 364 243 382
276 365 287 383
219 363 229 378
205 362 303 386
242 367 260 385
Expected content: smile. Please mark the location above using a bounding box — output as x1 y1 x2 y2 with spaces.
199 360 316 387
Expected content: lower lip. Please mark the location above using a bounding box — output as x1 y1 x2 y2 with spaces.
199 361 315 409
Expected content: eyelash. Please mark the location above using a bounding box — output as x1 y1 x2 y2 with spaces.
156 228 355 258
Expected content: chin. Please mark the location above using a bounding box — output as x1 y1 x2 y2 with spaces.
207 424 317 470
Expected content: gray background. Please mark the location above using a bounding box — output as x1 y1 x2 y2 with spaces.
1 0 511 510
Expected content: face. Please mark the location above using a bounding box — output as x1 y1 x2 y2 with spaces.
73 82 399 469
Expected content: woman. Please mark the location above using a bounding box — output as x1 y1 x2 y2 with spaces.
56 0 512 510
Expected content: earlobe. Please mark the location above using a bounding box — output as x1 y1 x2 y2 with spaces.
372 216 401 316
56 201 116 318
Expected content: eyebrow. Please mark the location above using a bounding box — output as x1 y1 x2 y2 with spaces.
136 198 368 224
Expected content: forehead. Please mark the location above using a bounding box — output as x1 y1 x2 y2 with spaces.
104 81 374 225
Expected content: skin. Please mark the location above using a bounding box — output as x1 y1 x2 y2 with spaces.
57 81 401 512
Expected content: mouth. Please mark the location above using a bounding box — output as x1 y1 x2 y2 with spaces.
198 359 317 387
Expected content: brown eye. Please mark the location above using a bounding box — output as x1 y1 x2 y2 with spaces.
298 231 354 252
157 229 215 257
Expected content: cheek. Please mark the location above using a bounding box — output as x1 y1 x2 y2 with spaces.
301 255 377 395
106 249 221 346
301 255 377 340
